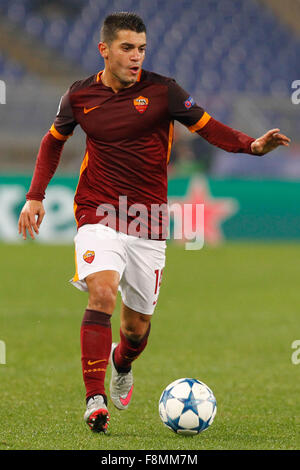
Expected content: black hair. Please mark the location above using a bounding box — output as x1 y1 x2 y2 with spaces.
100 12 146 44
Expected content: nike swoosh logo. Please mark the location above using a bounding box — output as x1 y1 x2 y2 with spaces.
87 359 106 365
83 105 101 114
120 385 134 407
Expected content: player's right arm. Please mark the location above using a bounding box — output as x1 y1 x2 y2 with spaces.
18 199 45 240
18 87 77 240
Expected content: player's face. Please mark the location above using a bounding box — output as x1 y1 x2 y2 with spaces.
99 30 146 88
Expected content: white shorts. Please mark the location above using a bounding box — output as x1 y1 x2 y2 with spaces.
71 224 166 315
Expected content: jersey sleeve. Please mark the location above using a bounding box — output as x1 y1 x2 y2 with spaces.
167 79 255 155
26 132 65 201
26 87 77 201
167 79 211 132
49 88 77 141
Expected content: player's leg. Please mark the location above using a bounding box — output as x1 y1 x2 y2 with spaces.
109 236 166 410
110 303 151 410
81 270 119 432
82 270 119 400
70 224 126 432
115 302 151 369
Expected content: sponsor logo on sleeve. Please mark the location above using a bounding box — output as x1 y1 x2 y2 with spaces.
184 96 195 110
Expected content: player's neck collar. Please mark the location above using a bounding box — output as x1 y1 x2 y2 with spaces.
96 69 143 86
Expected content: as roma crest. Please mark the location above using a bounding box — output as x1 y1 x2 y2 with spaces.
133 96 149 114
83 250 95 264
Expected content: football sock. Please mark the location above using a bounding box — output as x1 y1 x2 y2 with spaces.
113 324 151 373
80 309 112 402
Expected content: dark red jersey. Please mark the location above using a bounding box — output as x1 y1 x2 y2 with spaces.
27 69 255 239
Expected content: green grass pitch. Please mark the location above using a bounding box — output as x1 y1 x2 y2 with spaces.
0 241 299 450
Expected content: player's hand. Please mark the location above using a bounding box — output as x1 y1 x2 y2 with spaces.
251 129 291 156
18 200 45 240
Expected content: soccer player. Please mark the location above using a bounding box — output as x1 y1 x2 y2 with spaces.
18 12 290 433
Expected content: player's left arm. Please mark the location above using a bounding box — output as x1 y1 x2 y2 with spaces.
195 117 291 156
167 80 291 156
250 128 291 155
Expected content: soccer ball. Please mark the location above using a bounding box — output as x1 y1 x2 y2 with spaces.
158 378 217 435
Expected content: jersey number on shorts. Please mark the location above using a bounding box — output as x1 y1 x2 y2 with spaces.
154 269 164 295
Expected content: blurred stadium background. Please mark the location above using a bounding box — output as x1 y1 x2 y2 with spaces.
0 0 299 243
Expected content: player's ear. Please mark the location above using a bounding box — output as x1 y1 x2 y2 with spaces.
98 42 109 59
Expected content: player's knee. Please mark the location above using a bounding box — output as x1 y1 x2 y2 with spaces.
88 283 117 314
122 316 151 343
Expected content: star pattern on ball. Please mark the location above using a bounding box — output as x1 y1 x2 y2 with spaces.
159 378 217 435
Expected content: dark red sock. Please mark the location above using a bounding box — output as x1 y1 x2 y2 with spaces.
80 309 112 402
113 324 151 373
